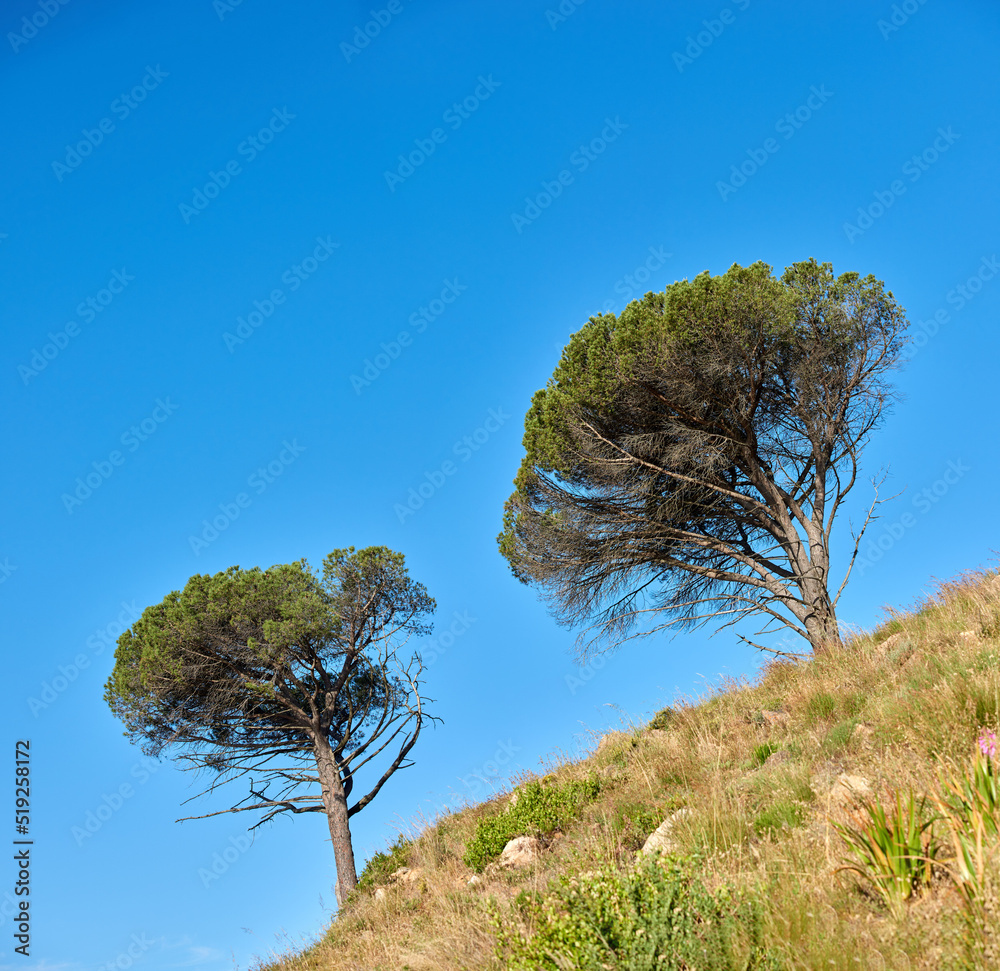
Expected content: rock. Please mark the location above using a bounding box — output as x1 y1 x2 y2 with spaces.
638 807 691 857
498 835 543 868
374 887 387 902
506 790 520 812
391 866 424 886
830 773 871 807
599 763 624 780
760 710 790 727
960 630 980 643
762 748 793 768
467 874 482 887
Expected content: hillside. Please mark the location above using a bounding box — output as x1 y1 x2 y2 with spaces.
255 571 1000 970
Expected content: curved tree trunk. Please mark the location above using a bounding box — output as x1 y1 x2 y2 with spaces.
314 736 358 906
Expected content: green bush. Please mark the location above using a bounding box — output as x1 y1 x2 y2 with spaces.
463 776 601 872
611 802 663 852
754 800 805 839
648 707 676 731
804 691 838 722
497 855 777 970
357 833 411 891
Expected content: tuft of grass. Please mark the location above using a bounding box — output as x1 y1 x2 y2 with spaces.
804 691 838 722
824 718 859 753
750 741 780 767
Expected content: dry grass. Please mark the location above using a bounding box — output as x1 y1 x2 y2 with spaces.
253 570 1000 970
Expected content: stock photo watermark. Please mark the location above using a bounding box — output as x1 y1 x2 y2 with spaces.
394 408 510 523
511 117 628 233
188 439 306 555
672 0 751 72
384 76 501 191
7 0 73 53
437 739 522 813
350 277 467 393
716 85 833 201
902 255 999 363
878 0 931 39
72 755 163 846
843 126 959 243
222 236 339 351
28 600 142 716
61 399 178 513
594 245 673 314
52 65 169 182
546 0 588 30
565 653 611 695
0 558 17 586
198 833 255 889
340 1 411 63
97 933 156 971
178 107 296 223
18 269 136 384
856 459 970 577
420 610 476 666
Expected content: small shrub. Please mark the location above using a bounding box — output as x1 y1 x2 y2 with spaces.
804 691 838 722
357 834 411 891
496 855 775 970
611 802 662 852
754 800 805 839
649 706 676 731
823 719 858 753
462 776 601 872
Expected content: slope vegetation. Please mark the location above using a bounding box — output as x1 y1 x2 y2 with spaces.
256 571 1000 970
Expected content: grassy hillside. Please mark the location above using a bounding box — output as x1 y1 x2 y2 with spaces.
254 571 1000 970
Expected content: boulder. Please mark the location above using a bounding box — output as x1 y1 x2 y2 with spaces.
830 773 871 807
497 835 543 868
391 866 424 886
638 807 691 857
760 710 790 727
374 887 387 902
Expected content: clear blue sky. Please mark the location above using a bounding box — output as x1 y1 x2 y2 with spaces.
2 0 998 967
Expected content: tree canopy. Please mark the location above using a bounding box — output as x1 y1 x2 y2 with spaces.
498 259 908 656
105 546 435 904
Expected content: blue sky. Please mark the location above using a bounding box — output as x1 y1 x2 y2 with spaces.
2 0 998 967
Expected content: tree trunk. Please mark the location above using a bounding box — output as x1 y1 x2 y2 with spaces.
801 579 841 653
313 736 358 906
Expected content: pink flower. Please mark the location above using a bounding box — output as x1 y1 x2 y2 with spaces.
978 731 997 759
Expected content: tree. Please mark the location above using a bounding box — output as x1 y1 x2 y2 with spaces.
104 546 435 905
498 259 908 657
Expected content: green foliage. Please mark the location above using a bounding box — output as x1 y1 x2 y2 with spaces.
753 800 805 839
823 719 858 753
610 803 663 852
751 742 780 767
833 789 940 918
357 834 412 891
648 707 676 731
462 776 601 872
497 855 777 970
804 691 838 722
